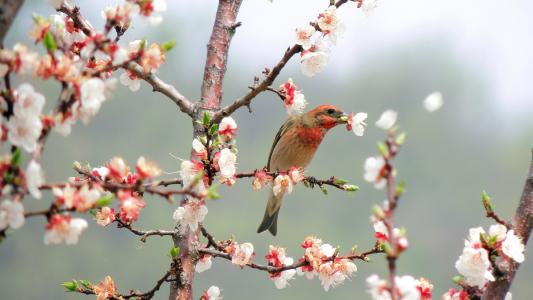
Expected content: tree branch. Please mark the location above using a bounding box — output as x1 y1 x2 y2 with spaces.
481 150 533 300
58 2 194 117
0 0 24 44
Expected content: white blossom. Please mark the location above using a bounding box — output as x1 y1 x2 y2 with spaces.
273 257 296 289
501 230 525 263
79 78 106 124
286 93 308 116
295 25 316 50
195 255 212 273
366 274 390 300
172 202 208 232
395 275 420 300
455 246 494 288
204 286 222 300
44 216 88 245
350 112 368 136
0 200 25 230
489 224 507 242
217 148 237 179
218 116 238 138
273 174 293 197
7 114 42 153
179 160 205 194
423 91 443 112
26 160 44 199
375 109 397 130
14 84 45 118
145 0 167 26
360 0 378 15
364 156 386 189
230 242 254 267
301 50 329 77
119 71 141 92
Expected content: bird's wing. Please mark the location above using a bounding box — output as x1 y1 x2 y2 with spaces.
267 118 294 170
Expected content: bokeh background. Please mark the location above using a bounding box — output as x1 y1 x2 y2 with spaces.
1 0 533 299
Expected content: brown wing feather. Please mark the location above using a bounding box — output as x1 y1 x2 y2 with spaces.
267 118 294 169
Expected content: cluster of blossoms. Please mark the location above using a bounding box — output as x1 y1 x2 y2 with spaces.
101 0 167 27
278 78 308 116
297 236 358 291
1 3 172 144
265 246 297 289
173 116 239 232
366 274 433 300
454 224 525 289
252 166 304 198
294 1 378 77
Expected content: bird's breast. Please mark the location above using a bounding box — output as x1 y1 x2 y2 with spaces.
269 127 326 171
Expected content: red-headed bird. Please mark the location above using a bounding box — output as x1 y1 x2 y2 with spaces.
257 105 349 235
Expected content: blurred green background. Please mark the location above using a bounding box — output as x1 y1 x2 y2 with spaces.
1 0 532 299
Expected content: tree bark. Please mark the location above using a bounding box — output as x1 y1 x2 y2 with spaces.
0 0 24 44
169 1 242 300
482 150 533 300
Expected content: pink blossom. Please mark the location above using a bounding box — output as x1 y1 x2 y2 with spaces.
118 192 145 222
218 116 238 138
95 207 115 226
141 43 165 73
252 171 272 191
180 160 206 194
228 242 254 267
14 84 45 118
192 138 208 160
136 156 162 179
138 0 167 26
107 157 129 180
442 288 469 300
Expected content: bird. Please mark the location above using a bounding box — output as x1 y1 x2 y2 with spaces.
257 104 349 236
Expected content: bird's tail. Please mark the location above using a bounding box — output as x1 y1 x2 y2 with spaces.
257 189 283 236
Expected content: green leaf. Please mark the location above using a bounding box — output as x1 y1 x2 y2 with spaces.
10 148 22 167
207 185 221 200
161 40 176 52
395 132 407 145
452 275 464 284
170 246 180 258
481 190 493 212
396 181 406 196
377 142 388 156
334 178 348 185
43 31 57 52
61 281 78 292
320 186 328 195
78 280 92 289
342 184 359 192
95 194 114 207
202 112 211 126
209 123 219 136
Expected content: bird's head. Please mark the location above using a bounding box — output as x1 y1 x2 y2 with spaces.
304 104 349 129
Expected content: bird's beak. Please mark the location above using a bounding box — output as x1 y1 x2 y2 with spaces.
337 113 349 124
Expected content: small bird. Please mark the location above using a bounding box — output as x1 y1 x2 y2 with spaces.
257 104 349 236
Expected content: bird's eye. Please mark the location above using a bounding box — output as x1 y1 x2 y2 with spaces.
327 108 336 115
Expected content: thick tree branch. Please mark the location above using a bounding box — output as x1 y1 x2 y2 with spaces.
0 0 24 44
58 2 194 117
482 150 533 300
199 0 243 110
